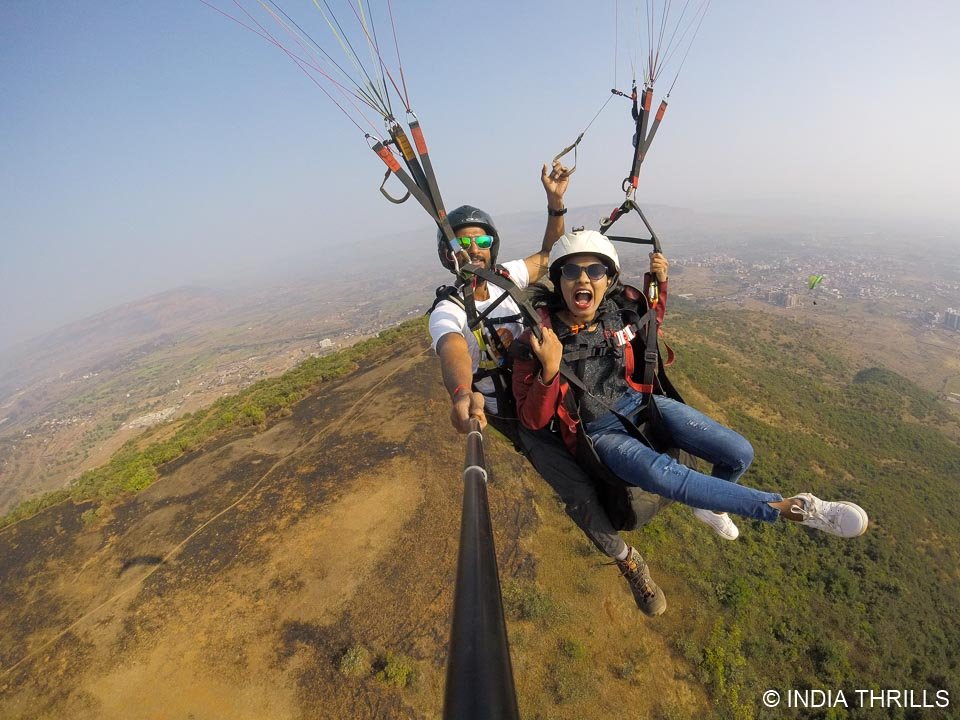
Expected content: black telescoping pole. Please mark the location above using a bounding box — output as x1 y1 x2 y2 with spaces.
443 418 520 720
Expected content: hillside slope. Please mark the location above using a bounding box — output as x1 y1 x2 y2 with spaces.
2 306 959 720
0 326 710 719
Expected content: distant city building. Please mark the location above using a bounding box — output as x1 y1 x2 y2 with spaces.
319 338 334 349
766 291 801 308
946 308 960 331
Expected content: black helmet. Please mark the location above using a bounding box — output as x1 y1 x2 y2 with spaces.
437 204 500 272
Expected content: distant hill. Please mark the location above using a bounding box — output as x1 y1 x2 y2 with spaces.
1 304 958 719
0 270 431 514
0 199 849 402
0 286 240 396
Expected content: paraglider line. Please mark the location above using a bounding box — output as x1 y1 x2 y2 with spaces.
263 0 383 114
646 0 655 84
614 0 619 89
343 0 410 117
199 0 380 123
354 0 394 119
584 92 616 134
313 0 391 118
198 0 280 49
386 0 411 110
651 0 673 82
664 0 711 94
659 0 696 69
229 0 385 132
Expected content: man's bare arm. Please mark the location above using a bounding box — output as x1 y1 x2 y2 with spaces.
524 160 573 281
437 333 487 432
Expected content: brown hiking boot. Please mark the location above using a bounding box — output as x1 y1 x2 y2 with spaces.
614 547 666 616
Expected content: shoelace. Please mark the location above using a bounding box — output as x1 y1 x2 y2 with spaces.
613 557 657 599
790 498 842 533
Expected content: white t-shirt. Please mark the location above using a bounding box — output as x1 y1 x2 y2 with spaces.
428 259 530 414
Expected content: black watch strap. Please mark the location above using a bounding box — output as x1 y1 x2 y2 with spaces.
548 206 568 217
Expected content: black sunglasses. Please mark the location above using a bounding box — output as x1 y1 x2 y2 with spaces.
560 262 609 281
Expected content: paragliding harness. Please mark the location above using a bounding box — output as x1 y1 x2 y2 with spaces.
526 282 686 530
544 18 711 527
428 264 544 450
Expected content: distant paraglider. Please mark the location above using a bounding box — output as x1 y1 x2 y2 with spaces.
807 274 825 305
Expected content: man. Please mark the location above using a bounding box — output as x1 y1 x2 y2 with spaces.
427 162 671 616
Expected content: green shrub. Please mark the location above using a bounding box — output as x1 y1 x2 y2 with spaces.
80 507 99 527
375 652 416 688
338 645 372 677
502 581 558 623
559 637 587 661
240 404 266 425
714 576 754 610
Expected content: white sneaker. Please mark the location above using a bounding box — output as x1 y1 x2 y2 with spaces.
789 493 869 538
692 508 739 540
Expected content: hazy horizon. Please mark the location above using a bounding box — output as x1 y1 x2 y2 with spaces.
2 200 954 357
4 1 959 351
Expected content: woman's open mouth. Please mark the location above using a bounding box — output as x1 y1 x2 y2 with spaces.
572 288 593 310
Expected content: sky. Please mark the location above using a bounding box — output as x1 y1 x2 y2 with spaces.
2 0 959 350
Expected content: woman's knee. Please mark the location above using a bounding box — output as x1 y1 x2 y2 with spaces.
729 435 754 473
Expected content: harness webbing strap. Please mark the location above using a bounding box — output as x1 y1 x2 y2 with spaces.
370 138 443 225
408 114 455 242
462 266 543 343
486 314 523 325
369 136 455 243
388 122 430 200
628 87 653 190
546 289 665 435
557 359 661 450
640 99 668 157
642 298 659 391
562 346 616 362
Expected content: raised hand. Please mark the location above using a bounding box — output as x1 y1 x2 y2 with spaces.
542 160 574 208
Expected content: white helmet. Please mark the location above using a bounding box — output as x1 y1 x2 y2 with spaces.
548 230 621 280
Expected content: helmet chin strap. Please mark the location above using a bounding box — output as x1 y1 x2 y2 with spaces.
605 273 620 298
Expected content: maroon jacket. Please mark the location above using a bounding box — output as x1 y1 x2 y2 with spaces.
512 275 668 455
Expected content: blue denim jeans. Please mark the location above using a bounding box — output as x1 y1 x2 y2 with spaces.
585 390 782 522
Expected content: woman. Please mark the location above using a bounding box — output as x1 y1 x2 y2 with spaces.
512 230 869 539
